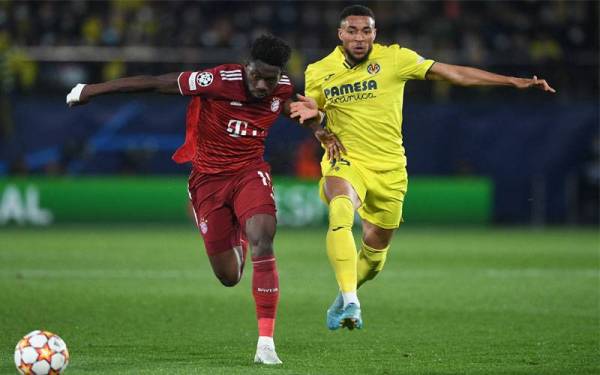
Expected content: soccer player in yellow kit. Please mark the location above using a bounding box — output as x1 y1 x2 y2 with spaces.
290 4 555 330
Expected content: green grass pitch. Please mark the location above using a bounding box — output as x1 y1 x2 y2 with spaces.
1 225 598 374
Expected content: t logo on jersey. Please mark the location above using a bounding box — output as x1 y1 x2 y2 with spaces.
227 119 265 138
367 63 380 75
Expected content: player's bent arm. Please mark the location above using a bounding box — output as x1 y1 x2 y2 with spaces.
287 94 322 124
66 73 181 106
284 97 345 161
426 62 556 93
284 96 326 133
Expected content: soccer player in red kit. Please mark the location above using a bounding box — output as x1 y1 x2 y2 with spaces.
66 35 343 365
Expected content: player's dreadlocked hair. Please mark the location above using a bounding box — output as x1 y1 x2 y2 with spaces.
339 4 375 24
250 34 291 69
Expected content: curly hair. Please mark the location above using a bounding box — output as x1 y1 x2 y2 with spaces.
339 5 375 24
250 34 291 69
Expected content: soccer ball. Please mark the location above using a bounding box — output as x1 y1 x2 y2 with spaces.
14 330 69 375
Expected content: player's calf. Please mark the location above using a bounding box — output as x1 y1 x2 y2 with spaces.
356 242 389 288
245 214 281 358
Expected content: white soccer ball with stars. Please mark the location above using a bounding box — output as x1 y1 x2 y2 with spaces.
14 330 69 375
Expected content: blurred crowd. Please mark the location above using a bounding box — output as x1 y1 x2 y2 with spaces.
0 0 597 94
1 1 596 55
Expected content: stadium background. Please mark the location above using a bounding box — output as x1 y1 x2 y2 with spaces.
0 1 598 374
0 0 597 225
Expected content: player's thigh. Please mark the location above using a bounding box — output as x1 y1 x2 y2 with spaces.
233 166 277 232
189 182 238 256
358 167 407 230
319 157 366 207
194 205 238 254
191 203 242 284
189 174 245 284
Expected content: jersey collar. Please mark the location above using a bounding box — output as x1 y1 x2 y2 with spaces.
337 45 374 70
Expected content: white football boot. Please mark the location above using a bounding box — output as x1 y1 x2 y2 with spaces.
253 336 282 365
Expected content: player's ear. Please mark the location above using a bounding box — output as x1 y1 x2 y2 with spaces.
373 28 377 40
338 28 344 42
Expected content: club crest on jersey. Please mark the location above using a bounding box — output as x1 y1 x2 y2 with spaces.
367 63 381 75
196 72 213 87
271 97 281 112
199 218 208 234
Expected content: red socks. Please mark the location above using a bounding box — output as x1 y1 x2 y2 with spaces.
252 255 279 337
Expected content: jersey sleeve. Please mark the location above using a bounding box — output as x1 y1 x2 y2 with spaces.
177 67 226 97
304 64 326 109
394 46 435 81
278 74 295 100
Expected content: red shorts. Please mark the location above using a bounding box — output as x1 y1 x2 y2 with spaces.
188 162 276 256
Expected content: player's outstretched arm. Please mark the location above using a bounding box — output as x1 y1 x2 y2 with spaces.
425 62 556 93
286 96 346 161
66 73 181 107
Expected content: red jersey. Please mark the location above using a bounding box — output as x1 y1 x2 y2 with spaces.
172 63 294 174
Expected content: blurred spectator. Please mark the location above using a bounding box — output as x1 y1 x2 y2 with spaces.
0 29 14 141
530 33 563 62
102 60 125 81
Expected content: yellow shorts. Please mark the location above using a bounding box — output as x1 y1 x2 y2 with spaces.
319 157 408 229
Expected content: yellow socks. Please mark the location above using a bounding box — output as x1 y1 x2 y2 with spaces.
326 196 357 293
356 241 389 288
326 195 391 296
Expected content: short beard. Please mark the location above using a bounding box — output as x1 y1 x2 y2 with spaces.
344 45 372 66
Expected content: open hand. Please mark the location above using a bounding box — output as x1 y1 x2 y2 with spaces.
315 128 346 162
515 75 556 93
290 94 320 124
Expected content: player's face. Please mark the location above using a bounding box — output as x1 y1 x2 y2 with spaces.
338 15 376 64
245 61 281 100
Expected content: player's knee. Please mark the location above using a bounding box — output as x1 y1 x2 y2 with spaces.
219 278 239 287
366 237 392 250
212 262 242 287
249 236 274 258
328 195 354 231
363 229 395 249
216 272 241 287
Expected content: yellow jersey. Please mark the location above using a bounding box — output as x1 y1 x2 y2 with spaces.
305 43 435 171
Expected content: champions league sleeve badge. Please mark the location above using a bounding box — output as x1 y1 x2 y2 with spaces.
196 72 214 87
